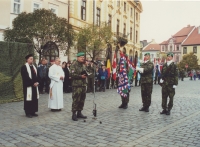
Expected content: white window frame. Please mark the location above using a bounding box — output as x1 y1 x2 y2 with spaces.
32 1 42 12
12 0 21 14
0 32 4 41
49 4 58 15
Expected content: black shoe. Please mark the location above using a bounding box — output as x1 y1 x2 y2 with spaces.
118 103 124 108
72 112 78 121
77 111 87 119
160 109 167 114
32 113 38 117
166 110 170 115
26 114 32 118
145 107 149 112
58 109 62 111
123 104 128 109
139 106 146 111
51 109 57 112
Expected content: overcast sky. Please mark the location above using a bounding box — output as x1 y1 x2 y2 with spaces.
140 0 200 43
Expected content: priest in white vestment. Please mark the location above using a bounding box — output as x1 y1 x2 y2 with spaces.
48 57 64 112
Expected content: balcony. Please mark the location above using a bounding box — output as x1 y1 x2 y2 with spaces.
113 32 128 46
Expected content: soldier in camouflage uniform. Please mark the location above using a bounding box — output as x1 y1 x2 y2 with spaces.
70 52 88 121
160 52 178 115
136 53 154 112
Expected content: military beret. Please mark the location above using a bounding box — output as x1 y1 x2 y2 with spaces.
77 52 85 57
25 54 33 60
167 52 173 57
144 53 150 56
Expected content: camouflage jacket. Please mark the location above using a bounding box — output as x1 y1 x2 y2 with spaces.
161 62 178 85
70 61 87 87
140 61 154 84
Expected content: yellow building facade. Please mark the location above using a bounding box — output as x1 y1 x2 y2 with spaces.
68 0 143 61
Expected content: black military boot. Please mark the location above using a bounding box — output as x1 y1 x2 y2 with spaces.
118 102 124 108
160 109 167 114
139 106 146 111
166 110 171 115
144 107 149 112
77 111 87 119
123 103 128 109
72 111 78 121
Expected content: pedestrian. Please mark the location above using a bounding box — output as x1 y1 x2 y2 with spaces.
37 58 49 94
180 69 185 81
21 54 39 118
135 71 141 86
48 57 64 112
95 66 100 92
70 52 88 121
66 62 72 93
193 70 197 81
86 61 95 93
99 65 108 92
154 67 159 84
62 61 68 93
197 70 200 80
189 70 193 80
136 53 154 112
117 53 132 109
160 52 178 115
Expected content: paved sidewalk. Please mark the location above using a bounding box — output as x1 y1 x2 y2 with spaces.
0 78 200 147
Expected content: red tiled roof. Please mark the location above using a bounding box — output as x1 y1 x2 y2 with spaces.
143 44 160 51
174 36 187 44
183 27 200 45
173 26 195 37
160 41 168 45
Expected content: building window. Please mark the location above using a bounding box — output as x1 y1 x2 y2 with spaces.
117 0 120 7
130 27 132 40
136 12 138 21
123 23 126 36
165 45 168 51
117 19 120 35
176 45 179 51
176 55 179 62
33 3 40 11
193 46 197 53
162 46 165 51
96 7 101 26
136 31 138 43
183 47 187 54
124 2 126 12
131 8 133 17
108 14 112 28
81 0 86 21
170 45 172 51
13 0 21 14
51 8 56 14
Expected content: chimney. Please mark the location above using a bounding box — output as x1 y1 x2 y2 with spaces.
187 25 190 27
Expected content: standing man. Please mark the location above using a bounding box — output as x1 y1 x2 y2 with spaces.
160 52 178 115
37 58 49 94
21 54 39 118
86 61 95 93
70 52 88 121
48 57 64 112
136 53 154 112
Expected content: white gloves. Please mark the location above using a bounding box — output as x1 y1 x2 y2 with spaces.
136 67 144 73
160 79 164 83
173 85 177 89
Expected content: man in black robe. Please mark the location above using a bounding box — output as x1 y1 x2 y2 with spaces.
21 54 39 118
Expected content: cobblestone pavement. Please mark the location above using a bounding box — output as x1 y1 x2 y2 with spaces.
0 78 200 147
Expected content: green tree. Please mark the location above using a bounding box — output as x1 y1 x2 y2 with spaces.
4 9 74 55
76 22 113 60
177 52 199 71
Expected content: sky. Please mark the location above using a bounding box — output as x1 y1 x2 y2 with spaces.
140 0 200 43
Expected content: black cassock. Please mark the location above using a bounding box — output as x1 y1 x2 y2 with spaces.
21 65 39 115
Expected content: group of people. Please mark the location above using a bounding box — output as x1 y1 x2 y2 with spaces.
21 51 178 120
188 69 200 80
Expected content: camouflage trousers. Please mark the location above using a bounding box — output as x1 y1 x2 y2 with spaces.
162 84 175 110
121 93 129 104
72 86 86 112
141 83 153 107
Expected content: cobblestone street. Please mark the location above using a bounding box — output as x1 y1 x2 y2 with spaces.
0 78 200 147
